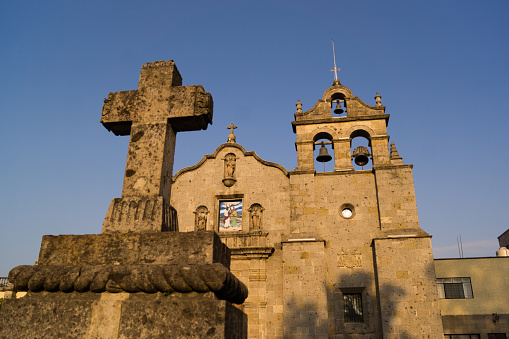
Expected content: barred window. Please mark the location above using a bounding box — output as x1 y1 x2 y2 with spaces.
344 293 363 323
444 335 480 339
437 277 473 299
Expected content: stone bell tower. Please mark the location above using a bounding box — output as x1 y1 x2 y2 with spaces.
284 69 444 336
292 76 419 232
293 80 390 172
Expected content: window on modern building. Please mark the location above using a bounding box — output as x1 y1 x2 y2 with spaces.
437 277 473 299
344 293 363 323
488 334 507 339
444 335 480 339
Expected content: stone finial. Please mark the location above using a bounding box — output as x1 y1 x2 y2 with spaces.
390 142 399 158
375 92 382 107
296 100 303 113
227 122 237 143
390 142 401 159
390 142 404 165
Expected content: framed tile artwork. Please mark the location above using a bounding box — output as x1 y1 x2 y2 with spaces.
219 200 243 231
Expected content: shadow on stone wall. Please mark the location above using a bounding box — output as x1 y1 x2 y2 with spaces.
282 271 410 338
283 297 324 338
377 283 411 339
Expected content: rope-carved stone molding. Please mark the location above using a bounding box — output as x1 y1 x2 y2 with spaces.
9 263 248 304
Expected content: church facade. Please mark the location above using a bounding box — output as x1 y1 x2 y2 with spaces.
3 59 507 338
170 78 444 338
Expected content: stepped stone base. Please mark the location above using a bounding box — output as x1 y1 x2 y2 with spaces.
0 231 247 338
0 291 246 339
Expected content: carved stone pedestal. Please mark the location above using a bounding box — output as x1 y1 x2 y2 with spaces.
0 231 248 339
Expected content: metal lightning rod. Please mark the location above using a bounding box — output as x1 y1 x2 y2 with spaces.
331 39 340 84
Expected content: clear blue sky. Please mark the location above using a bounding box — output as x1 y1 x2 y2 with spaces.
1 1 508 276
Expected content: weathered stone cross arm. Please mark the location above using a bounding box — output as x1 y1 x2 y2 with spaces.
101 60 213 135
100 60 213 234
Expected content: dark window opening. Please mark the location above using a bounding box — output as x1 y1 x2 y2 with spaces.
437 277 473 299
344 293 363 323
444 283 465 299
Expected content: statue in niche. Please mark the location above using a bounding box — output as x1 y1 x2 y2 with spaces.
222 153 237 187
248 203 264 231
225 153 236 177
194 206 209 231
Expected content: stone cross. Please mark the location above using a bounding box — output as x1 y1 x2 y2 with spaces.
227 122 237 143
100 60 213 233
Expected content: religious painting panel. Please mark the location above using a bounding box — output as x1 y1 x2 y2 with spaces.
219 200 243 231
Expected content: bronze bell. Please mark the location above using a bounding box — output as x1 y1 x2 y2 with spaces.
316 142 332 163
333 101 344 114
352 146 370 166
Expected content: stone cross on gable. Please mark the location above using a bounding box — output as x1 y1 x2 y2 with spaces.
100 60 213 233
227 122 237 143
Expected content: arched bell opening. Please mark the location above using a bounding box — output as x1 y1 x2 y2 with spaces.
313 132 334 172
350 130 372 170
330 93 347 117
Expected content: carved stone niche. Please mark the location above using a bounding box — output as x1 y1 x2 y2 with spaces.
222 153 237 187
194 205 209 231
248 203 264 231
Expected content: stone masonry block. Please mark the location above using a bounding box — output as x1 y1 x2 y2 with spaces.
37 231 230 268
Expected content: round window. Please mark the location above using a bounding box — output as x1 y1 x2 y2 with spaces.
339 204 355 219
341 208 353 218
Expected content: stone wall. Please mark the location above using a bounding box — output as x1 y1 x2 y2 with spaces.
0 292 246 339
282 240 328 338
373 236 444 337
